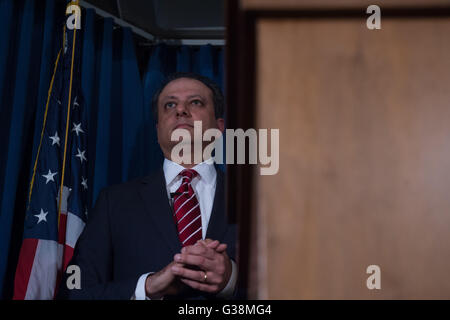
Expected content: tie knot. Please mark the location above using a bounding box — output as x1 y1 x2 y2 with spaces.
180 169 198 181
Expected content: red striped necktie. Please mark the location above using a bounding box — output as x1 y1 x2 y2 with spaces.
173 169 202 247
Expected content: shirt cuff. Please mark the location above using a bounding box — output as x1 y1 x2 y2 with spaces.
216 259 238 298
134 272 153 300
133 261 238 300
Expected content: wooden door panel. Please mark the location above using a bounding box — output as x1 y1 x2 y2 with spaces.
252 18 450 299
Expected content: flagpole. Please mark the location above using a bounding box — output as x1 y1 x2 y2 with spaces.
58 0 80 229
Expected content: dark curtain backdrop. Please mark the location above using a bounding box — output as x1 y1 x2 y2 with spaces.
0 0 224 299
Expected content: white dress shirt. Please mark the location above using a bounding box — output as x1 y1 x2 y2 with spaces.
134 158 237 299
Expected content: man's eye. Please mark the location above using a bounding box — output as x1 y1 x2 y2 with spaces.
191 99 203 106
165 102 176 108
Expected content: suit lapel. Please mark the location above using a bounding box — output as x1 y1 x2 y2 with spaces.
205 168 228 241
138 168 182 255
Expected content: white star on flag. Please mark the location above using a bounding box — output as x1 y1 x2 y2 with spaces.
81 177 88 190
75 148 87 163
42 169 57 184
72 122 84 136
49 132 60 146
34 209 48 224
73 96 79 108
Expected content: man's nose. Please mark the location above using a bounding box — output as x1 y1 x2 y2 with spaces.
175 101 190 117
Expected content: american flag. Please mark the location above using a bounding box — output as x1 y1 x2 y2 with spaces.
13 1 88 300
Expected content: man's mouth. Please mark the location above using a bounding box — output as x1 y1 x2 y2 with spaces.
174 123 194 130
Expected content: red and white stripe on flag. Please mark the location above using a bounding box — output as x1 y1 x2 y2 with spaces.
13 211 85 300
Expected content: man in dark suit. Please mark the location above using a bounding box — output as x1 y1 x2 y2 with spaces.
58 73 237 299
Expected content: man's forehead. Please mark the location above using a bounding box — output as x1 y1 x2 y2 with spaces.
159 78 212 98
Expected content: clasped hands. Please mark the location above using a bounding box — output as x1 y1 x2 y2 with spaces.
145 239 232 299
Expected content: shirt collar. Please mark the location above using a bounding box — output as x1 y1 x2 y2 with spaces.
163 158 216 186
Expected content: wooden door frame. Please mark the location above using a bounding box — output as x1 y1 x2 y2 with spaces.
224 0 450 297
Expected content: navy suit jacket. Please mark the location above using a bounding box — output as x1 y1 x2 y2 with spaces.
57 167 236 299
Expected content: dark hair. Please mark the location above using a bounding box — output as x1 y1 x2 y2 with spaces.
151 72 224 122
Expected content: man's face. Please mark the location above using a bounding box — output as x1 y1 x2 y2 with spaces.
156 77 225 161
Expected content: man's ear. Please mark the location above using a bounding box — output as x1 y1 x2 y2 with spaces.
216 118 225 133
